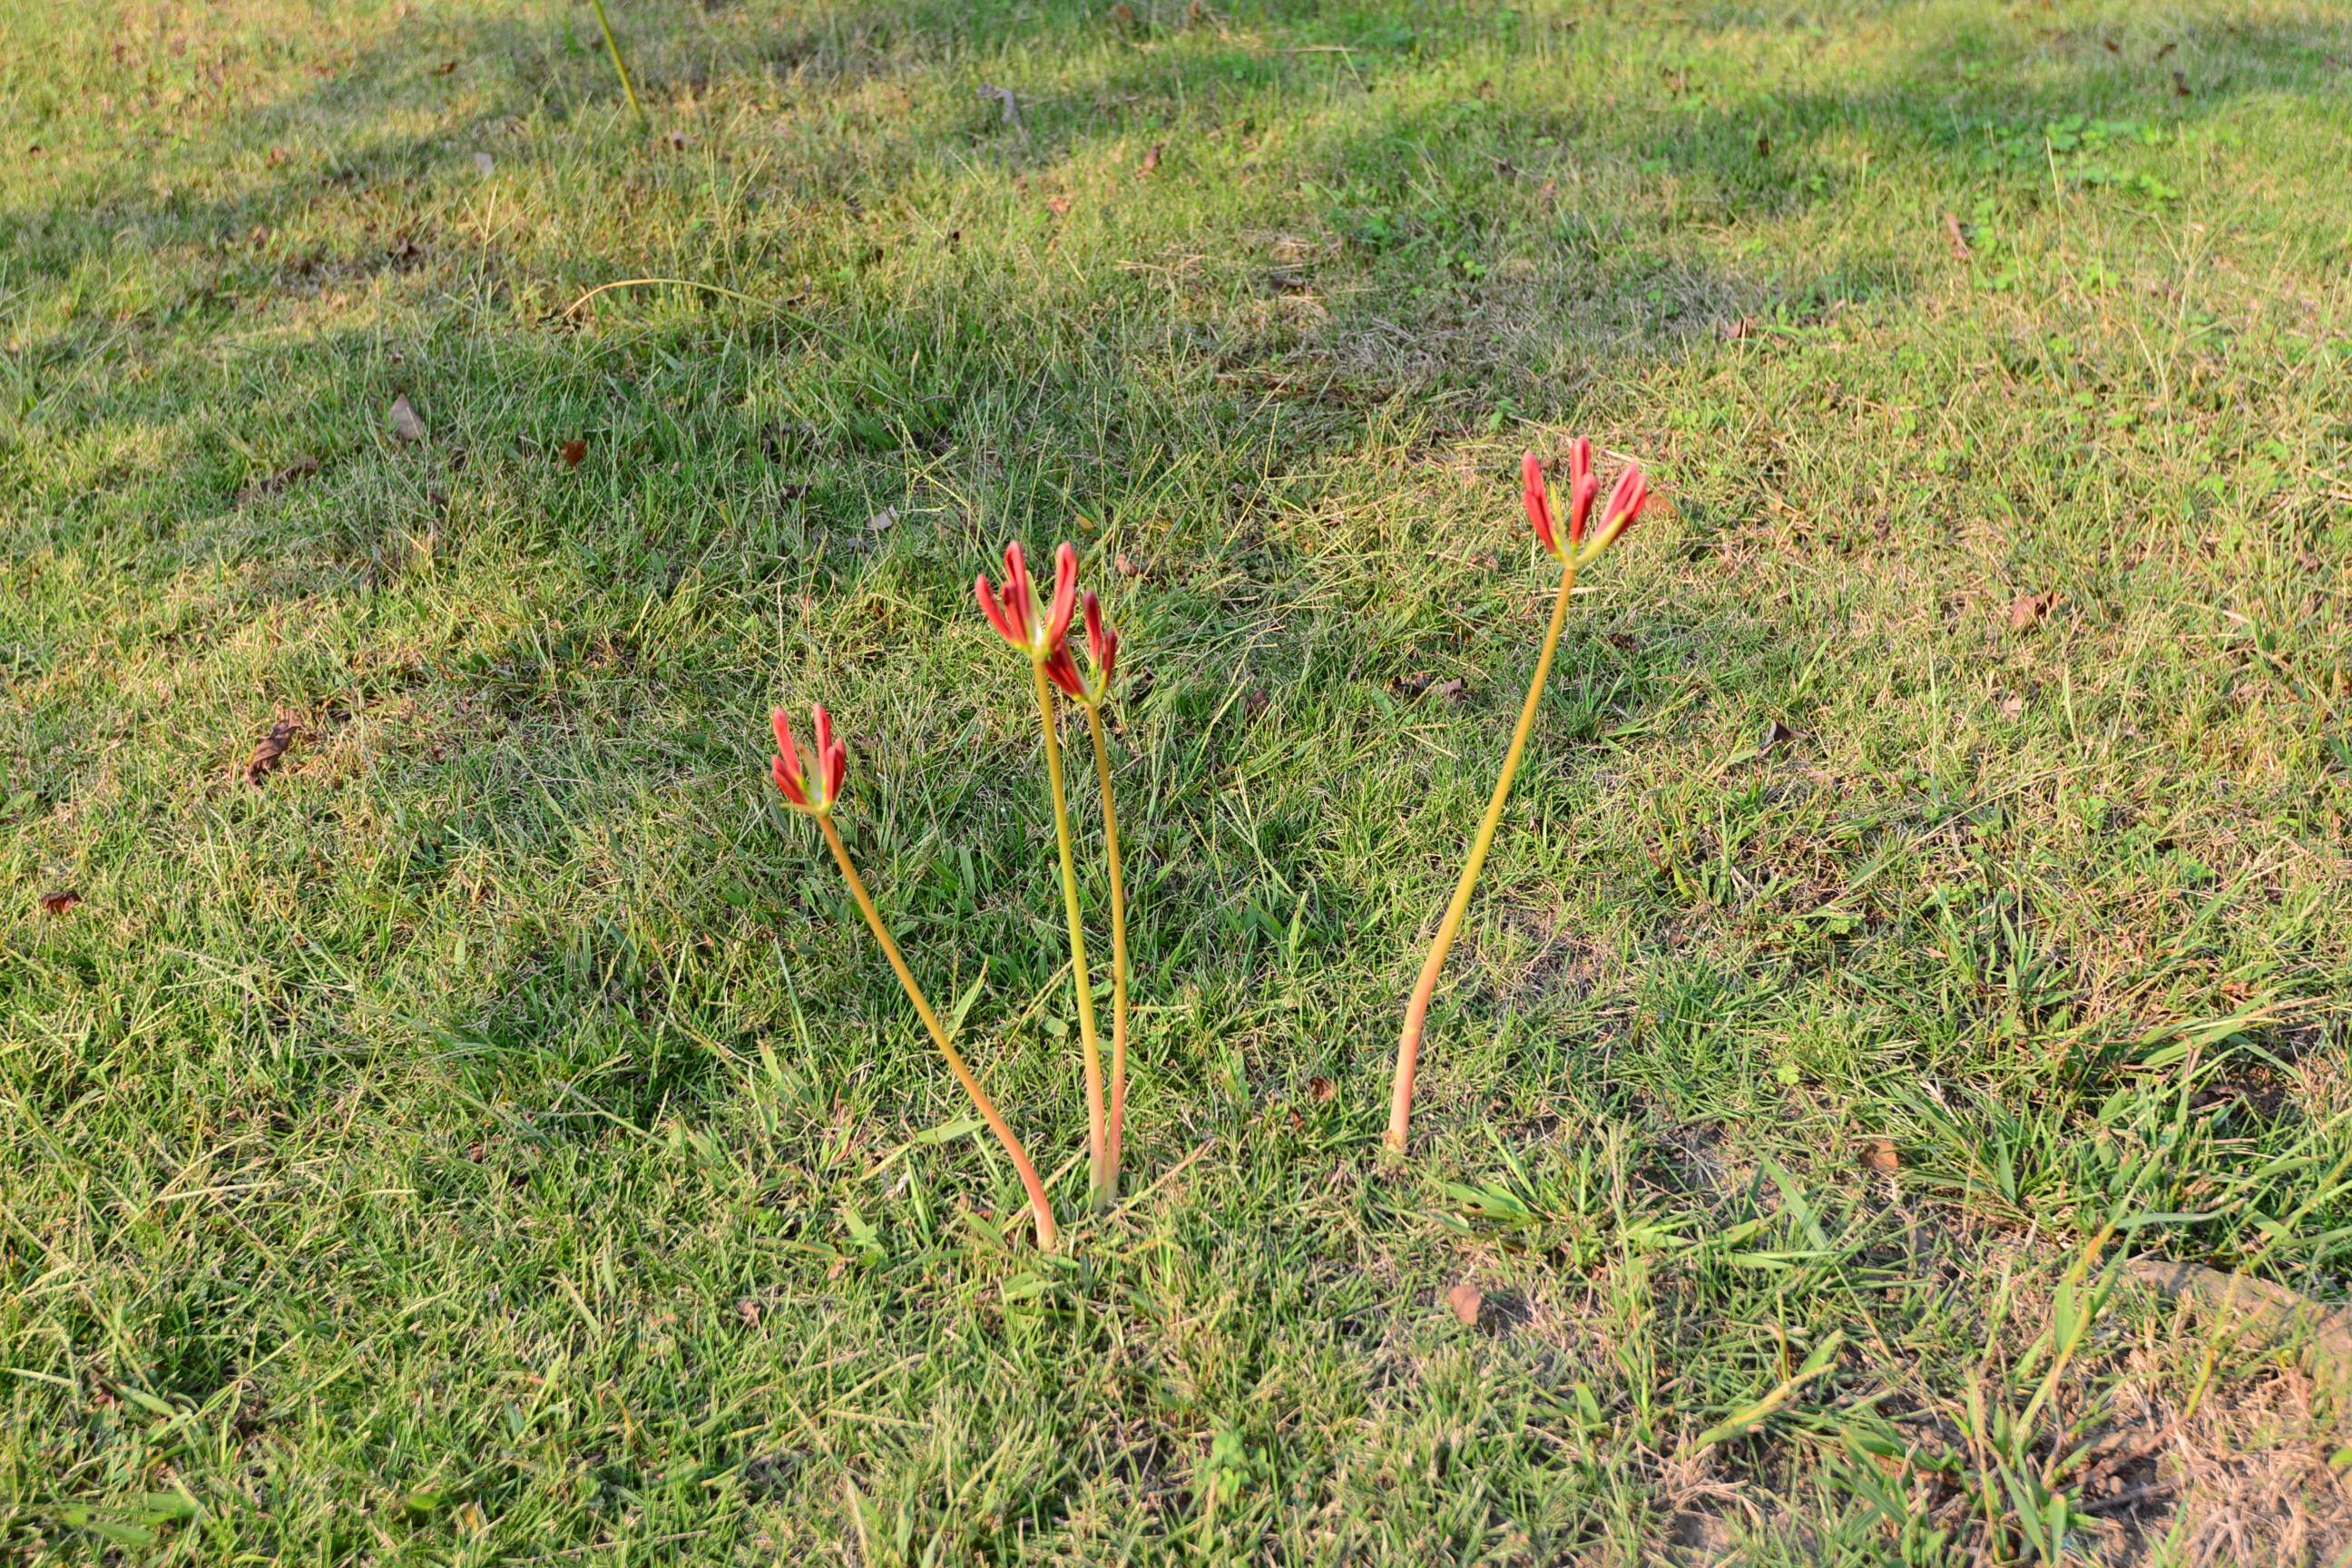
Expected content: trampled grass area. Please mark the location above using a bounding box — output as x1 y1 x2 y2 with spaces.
5 0 2351 1560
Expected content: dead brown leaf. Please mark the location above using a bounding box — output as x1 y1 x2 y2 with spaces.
1858 1136 1898 1175
1242 688 1269 720
245 718 299 786
1140 142 1163 176
1390 670 1433 698
1943 211 1972 260
1308 1075 1335 1102
39 889 81 916
1116 553 1142 578
1045 194 1072 217
2008 591 2056 632
388 395 428 444
666 129 693 151
735 1298 761 1327
560 438 588 468
1446 1282 1484 1327
1716 316 1756 341
1430 677 1470 705
236 454 319 506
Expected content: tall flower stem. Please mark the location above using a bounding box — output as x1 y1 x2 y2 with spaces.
1386 558 1582 1156
1032 666 1110 1205
818 815 1060 1253
584 0 645 124
1085 706 1131 1191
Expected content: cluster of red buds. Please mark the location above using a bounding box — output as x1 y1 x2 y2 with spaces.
1523 437 1648 560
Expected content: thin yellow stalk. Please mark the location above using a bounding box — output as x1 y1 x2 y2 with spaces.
1086 706 1130 1191
1032 666 1110 1204
1386 558 1581 1156
818 815 1059 1253
584 0 645 124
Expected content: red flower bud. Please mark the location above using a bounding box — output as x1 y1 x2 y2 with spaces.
770 707 809 808
1566 436 1597 544
1601 463 1647 538
1048 542 1080 647
1522 452 1557 556
1083 591 1117 687
1043 644 1086 700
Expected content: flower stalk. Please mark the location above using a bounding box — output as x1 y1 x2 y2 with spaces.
1385 444 1649 1156
769 705 1060 1252
980 543 1120 1206
1070 591 1131 1186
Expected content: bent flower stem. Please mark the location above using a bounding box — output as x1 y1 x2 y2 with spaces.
1385 446 1648 1156
818 815 1061 1253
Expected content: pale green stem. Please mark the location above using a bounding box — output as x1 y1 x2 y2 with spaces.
1086 705 1130 1193
1386 558 1580 1156
818 815 1059 1252
1033 666 1110 1205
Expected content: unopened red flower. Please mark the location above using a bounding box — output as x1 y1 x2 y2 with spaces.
1523 452 1557 556
1599 462 1648 539
1083 592 1117 690
1566 436 1599 545
771 703 848 814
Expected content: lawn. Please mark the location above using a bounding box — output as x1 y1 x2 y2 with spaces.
5 0 2351 1560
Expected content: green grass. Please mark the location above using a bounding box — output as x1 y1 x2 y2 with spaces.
5 0 2351 1560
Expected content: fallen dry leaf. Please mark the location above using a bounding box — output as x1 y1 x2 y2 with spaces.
1430 677 1471 705
1139 141 1163 175
2008 591 2055 632
1116 553 1142 578
1446 1282 1484 1327
388 395 428 444
1045 194 1072 217
1308 1075 1335 1102
867 506 899 533
1858 1136 1898 1175
736 1298 761 1327
1999 693 2025 720
1390 670 1433 698
560 438 588 468
666 129 693 151
236 454 319 506
1760 719 1801 753
245 718 299 785
1943 211 1972 260
1716 316 1756 341
1242 688 1269 720
39 889 81 916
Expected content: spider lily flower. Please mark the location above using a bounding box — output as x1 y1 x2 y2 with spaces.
1524 438 1607 560
771 703 848 815
977 541 1080 663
